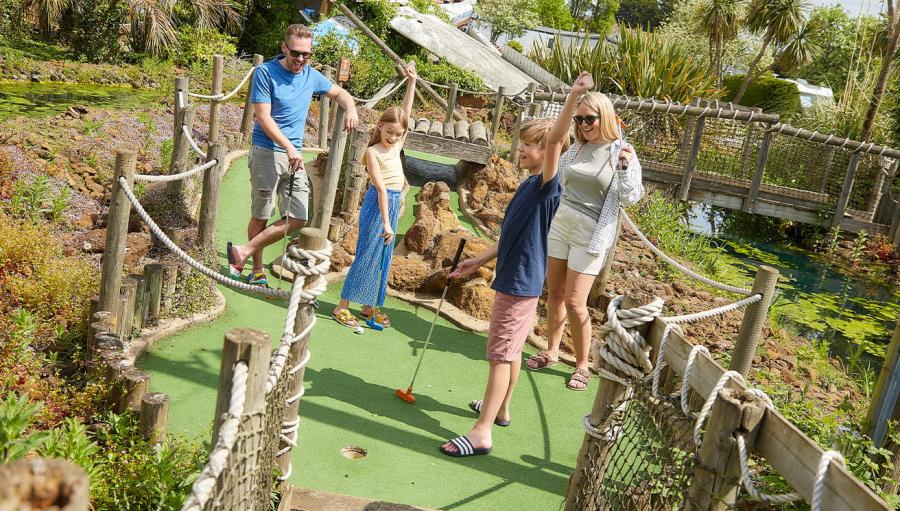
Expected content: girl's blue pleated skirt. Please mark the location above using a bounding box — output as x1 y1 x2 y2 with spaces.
341 186 403 307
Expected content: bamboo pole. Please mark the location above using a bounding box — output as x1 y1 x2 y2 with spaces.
208 54 224 143
199 142 227 250
241 54 264 141
277 228 326 475
729 265 779 378
98 150 137 315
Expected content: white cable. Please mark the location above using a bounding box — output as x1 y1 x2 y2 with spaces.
177 91 186 111
134 159 217 183
186 65 258 101
181 361 248 511
349 76 409 104
620 209 753 296
651 322 680 397
665 294 762 324
182 124 207 159
811 450 846 510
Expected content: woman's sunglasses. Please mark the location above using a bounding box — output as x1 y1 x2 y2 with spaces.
573 115 600 125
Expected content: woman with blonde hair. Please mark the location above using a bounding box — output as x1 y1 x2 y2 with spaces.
524 72 644 391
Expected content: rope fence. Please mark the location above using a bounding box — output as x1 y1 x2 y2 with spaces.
134 159 216 183
186 64 258 102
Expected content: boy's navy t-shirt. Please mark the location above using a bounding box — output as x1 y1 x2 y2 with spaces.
492 173 562 297
250 59 333 152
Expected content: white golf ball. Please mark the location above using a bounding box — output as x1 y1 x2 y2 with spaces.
354 326 364 335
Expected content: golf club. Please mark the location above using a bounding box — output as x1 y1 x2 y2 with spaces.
395 237 467 404
275 169 297 291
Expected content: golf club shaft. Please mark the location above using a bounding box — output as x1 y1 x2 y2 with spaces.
276 171 296 290
406 284 450 388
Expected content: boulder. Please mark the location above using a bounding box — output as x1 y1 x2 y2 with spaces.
447 278 495 321
388 256 432 291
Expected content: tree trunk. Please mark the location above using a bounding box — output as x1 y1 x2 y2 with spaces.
733 33 773 104
859 22 899 142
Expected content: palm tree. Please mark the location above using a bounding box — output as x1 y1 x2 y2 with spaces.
732 0 807 104
773 22 820 73
859 0 899 142
697 0 746 85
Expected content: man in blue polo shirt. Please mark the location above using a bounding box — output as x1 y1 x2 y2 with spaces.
227 24 358 286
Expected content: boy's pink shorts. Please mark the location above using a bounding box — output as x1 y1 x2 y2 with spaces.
486 291 539 362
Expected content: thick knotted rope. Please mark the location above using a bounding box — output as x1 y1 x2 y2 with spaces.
590 295 664 385
181 361 248 511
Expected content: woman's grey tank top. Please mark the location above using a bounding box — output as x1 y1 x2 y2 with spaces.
561 142 613 221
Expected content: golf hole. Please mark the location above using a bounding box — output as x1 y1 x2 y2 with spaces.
341 446 368 460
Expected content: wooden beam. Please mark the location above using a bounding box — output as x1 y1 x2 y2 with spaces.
743 127 773 213
679 116 705 201
649 321 892 511
832 152 862 228
404 132 491 165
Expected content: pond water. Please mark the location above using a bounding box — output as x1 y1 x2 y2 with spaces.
0 82 161 120
688 204 900 371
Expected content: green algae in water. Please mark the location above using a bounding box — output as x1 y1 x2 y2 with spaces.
0 83 161 120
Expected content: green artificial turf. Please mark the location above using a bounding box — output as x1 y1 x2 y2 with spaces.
139 155 592 510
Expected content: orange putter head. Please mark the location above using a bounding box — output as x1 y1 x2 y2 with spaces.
395 387 416 404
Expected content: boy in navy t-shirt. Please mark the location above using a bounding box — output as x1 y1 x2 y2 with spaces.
440 117 572 457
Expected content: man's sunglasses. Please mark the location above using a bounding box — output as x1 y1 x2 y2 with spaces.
573 115 600 125
284 47 313 60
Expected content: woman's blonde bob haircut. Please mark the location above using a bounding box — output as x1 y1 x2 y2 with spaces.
574 92 620 145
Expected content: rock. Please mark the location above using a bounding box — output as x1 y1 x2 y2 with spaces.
330 245 353 271
470 181 489 202
404 207 436 254
429 231 494 271
340 228 358 255
81 228 107 252
388 256 432 291
447 279 495 321
30 72 40 82
73 213 95 230
123 233 152 266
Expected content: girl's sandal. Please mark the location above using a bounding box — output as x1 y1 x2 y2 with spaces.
332 308 361 329
361 308 391 328
567 368 590 391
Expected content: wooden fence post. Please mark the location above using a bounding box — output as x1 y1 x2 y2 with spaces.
130 273 147 334
587 215 622 308
168 105 195 199
0 459 89 511
729 265 779 378
832 152 861 228
140 392 169 445
867 317 900 448
199 142 227 250
208 54 224 143
213 328 271 444
277 228 326 475
171 76 189 173
563 294 653 511
490 86 507 143
684 389 766 510
119 276 138 340
118 368 149 413
318 68 334 151
144 263 164 320
160 263 178 315
240 54 264 141
315 105 348 231
509 105 524 164
679 113 705 201
743 127 773 213
341 127 369 217
98 150 137 315
445 83 458 124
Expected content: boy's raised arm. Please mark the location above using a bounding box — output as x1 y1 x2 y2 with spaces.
542 72 594 184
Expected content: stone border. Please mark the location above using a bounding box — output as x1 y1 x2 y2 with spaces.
125 287 227 365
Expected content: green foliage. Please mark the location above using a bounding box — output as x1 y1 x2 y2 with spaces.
535 0 575 30
407 55 488 92
63 0 128 64
0 0 23 43
0 394 48 463
628 191 720 277
476 0 540 43
38 417 102 479
582 0 621 35
171 26 238 66
531 27 719 102
723 73 800 115
239 0 304 57
506 40 524 53
311 29 395 98
8 175 70 224
616 0 675 29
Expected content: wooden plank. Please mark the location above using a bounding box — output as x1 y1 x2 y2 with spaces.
833 152 861 228
679 116 705 201
744 128 773 213
404 131 490 164
839 217 890 235
650 322 891 511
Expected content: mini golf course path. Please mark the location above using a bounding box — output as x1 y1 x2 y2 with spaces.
138 152 594 511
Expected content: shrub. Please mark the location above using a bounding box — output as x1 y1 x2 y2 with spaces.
477 0 540 43
312 29 396 98
535 0 575 30
723 73 801 116
0 394 48 463
239 0 304 57
407 55 488 93
506 40 524 53
171 26 238 67
63 0 128 63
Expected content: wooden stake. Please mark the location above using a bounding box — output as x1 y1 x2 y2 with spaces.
832 152 862 228
277 228 326 476
171 76 189 174
199 142 227 250
729 265 779 378
168 105 195 198
490 86 507 142
144 263 164 320
318 68 333 151
130 273 147 334
119 368 150 413
240 54 264 141
99 150 137 315
314 105 349 231
679 115 705 201
208 54 224 143
744 127 773 213
445 83 458 124
119 276 139 340
213 327 271 443
160 263 178 315
140 392 169 445
867 316 900 447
